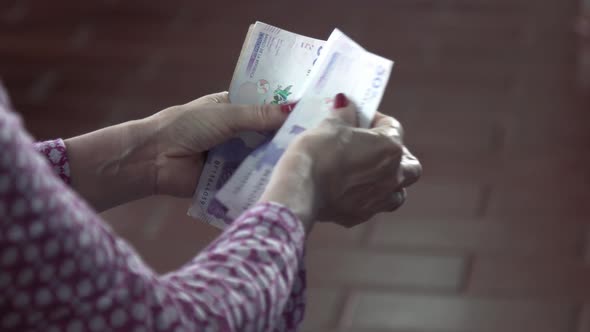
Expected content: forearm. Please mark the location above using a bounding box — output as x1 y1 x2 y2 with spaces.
64 118 157 211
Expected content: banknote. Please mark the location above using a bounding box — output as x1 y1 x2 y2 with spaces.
215 29 394 220
188 21 325 228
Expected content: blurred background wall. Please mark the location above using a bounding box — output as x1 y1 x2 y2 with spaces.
2 0 590 331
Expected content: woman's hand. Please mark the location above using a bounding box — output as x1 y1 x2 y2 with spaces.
66 92 294 211
259 93 421 230
147 92 294 197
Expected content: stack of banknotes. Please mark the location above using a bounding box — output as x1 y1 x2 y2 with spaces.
188 22 394 228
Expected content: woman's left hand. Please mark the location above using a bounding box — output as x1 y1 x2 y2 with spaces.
147 92 293 197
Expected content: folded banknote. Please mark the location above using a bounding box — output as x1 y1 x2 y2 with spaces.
188 22 325 228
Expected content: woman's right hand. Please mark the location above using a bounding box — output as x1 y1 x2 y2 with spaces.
259 93 421 230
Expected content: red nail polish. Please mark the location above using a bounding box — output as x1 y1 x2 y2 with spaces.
334 93 348 109
280 101 298 114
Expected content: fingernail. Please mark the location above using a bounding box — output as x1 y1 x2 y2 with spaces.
334 93 348 109
280 101 298 114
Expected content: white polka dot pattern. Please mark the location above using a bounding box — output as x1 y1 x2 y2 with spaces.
0 103 307 331
33 139 70 184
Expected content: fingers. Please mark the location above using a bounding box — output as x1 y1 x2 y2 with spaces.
346 141 402 184
388 189 407 211
326 93 359 127
338 188 407 228
365 179 407 211
333 135 418 228
399 146 422 187
370 112 403 143
371 112 421 189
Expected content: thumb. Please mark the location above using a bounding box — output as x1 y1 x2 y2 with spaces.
183 91 230 108
203 91 230 104
327 93 358 127
228 101 297 132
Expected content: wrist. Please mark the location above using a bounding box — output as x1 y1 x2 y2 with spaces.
143 108 198 197
258 150 320 232
123 117 159 196
64 117 158 210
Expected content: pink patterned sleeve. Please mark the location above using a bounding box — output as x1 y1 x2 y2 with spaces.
0 104 306 331
33 139 71 184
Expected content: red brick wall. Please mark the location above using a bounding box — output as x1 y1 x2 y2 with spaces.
2 1 589 331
